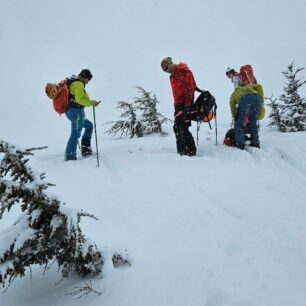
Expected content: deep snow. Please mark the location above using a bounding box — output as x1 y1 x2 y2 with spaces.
1 1 306 305
1 118 306 306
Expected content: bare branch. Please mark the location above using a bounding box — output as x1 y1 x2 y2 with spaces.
65 280 102 298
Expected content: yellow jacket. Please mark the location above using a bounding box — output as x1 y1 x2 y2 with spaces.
230 84 265 120
69 80 93 107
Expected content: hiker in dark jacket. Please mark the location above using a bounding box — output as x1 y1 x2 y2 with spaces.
65 69 100 161
161 57 197 156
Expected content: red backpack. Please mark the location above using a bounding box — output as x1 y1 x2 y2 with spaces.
53 80 69 114
45 79 75 115
239 65 257 85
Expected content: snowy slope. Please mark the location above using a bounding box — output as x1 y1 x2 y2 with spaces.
1 120 306 306
1 1 306 305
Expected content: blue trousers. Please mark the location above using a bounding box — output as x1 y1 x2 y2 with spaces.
65 108 93 160
234 94 261 147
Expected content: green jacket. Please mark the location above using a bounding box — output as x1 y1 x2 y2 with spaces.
229 84 265 119
69 80 93 107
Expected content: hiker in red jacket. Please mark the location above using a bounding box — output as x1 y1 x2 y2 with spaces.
161 57 197 156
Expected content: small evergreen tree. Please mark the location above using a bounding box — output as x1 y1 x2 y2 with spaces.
106 101 143 138
0 140 103 289
105 87 170 138
266 95 286 132
279 62 306 132
133 86 170 136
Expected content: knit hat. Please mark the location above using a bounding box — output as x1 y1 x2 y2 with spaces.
161 57 173 70
79 69 93 80
226 67 236 75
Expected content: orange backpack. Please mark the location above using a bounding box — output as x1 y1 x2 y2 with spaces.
239 65 257 86
45 80 70 115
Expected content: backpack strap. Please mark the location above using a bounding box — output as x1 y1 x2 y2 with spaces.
66 76 84 109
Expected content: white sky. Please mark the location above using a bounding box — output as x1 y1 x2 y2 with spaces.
0 0 306 122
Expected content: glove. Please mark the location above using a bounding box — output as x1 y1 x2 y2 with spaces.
91 100 101 106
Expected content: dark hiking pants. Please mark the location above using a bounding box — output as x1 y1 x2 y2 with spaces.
234 94 261 147
65 108 93 160
173 107 196 156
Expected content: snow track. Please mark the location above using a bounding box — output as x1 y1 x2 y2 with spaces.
2 127 306 306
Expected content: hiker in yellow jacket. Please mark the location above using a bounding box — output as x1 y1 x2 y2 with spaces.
65 69 100 160
229 84 265 149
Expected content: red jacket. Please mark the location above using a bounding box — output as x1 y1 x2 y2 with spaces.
170 63 197 108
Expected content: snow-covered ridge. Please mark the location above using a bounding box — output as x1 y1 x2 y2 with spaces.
1 125 306 306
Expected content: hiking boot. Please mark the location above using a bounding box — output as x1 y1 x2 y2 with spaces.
187 152 196 157
81 138 93 156
236 144 245 150
186 149 197 156
250 143 260 149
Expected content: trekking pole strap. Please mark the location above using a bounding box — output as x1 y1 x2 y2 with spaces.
195 87 204 93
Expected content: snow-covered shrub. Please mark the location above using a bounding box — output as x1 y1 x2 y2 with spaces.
0 140 103 289
106 101 143 138
279 62 306 132
105 87 170 138
133 86 170 136
266 95 286 132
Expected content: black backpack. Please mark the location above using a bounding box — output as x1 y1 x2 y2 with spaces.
189 90 217 122
223 127 251 147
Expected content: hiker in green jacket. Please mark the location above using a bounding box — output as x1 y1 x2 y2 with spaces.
229 84 265 149
65 69 100 160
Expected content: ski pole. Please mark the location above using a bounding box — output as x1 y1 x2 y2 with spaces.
92 106 100 167
214 106 218 146
215 114 218 145
196 121 201 146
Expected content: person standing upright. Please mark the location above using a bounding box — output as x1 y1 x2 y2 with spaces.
161 57 197 156
65 69 100 161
